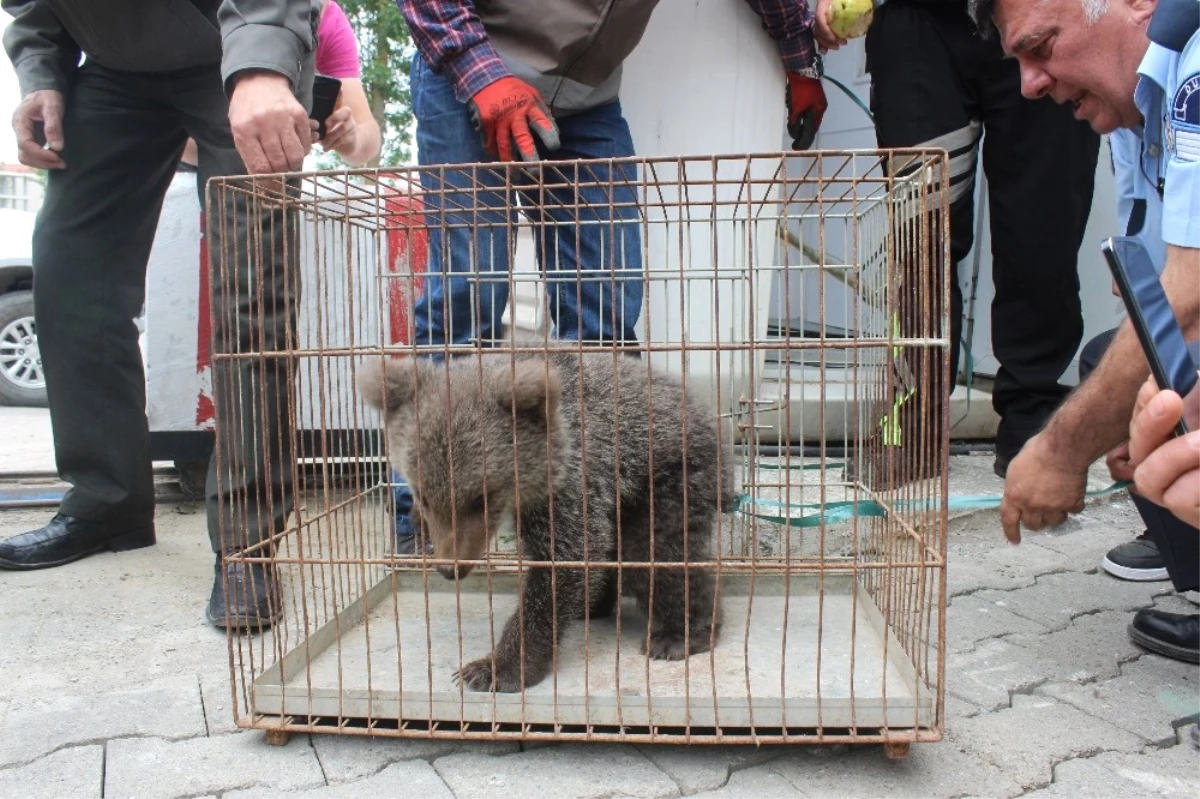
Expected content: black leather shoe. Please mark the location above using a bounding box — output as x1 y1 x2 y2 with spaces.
1128 608 1199 664
0 513 155 570
206 551 281 632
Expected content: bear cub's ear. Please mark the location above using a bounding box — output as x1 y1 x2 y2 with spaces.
490 359 562 424
357 357 421 415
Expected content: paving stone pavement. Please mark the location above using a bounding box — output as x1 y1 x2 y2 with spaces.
1 453 1197 798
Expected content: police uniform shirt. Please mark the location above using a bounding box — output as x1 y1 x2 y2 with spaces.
1111 126 1169 271
1132 5 1200 251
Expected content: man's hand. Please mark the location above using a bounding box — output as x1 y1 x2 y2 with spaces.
468 76 560 163
1106 441 1135 482
998 433 1088 544
1128 375 1200 528
319 106 357 155
785 73 828 150
228 71 312 174
1128 376 1200 525
814 0 848 52
13 90 66 170
1128 374 1200 465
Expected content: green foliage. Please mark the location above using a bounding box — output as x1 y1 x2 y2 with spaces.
320 0 417 169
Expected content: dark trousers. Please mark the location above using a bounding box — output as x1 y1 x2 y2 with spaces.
1079 330 1200 592
33 59 312 554
865 0 1101 458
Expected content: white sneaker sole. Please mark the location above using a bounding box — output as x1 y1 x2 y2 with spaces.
1101 556 1169 582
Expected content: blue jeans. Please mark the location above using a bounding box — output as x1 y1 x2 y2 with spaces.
392 52 644 539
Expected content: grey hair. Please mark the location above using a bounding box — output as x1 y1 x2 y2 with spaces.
1081 0 1111 22
969 0 1110 39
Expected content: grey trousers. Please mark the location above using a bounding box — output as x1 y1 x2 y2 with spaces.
33 58 313 554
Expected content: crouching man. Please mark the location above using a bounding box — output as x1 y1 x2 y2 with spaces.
969 0 1199 662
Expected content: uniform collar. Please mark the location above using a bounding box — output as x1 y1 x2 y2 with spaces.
1129 42 1173 149
1134 42 1173 124
1132 41 1172 184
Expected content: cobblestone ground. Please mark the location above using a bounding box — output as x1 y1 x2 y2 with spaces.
1 454 1196 798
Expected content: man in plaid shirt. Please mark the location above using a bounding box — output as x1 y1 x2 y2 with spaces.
389 0 828 554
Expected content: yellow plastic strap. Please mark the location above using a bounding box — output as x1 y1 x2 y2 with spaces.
879 311 916 447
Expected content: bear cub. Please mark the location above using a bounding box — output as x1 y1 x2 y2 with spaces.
357 348 734 693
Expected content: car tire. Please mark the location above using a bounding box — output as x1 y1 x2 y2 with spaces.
0 290 48 407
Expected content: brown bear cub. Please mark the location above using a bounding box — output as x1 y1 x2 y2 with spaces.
357 348 734 693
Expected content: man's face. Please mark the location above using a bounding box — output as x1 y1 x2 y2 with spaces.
992 0 1155 134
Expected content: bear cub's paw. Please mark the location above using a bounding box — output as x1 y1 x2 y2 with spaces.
644 627 716 661
455 656 529 693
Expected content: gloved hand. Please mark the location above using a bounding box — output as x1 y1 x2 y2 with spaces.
785 72 829 151
468 76 561 162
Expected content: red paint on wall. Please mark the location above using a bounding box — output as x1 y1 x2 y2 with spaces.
195 211 214 427
383 192 428 346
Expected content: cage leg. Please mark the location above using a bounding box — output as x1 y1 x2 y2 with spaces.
264 729 292 747
882 742 910 760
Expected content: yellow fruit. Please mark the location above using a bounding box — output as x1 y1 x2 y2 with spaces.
827 0 874 39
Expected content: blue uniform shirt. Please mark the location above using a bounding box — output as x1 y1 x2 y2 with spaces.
1130 20 1200 250
1110 127 1169 271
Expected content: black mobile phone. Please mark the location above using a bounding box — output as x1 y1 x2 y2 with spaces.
1101 235 1197 438
310 74 342 139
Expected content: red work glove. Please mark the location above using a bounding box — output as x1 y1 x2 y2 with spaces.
785 72 828 151
468 76 561 162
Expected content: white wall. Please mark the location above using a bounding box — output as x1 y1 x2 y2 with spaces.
617 0 790 421
505 0 792 424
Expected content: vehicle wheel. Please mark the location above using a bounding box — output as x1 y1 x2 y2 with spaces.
0 290 47 407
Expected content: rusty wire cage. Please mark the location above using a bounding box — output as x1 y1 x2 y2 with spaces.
206 149 951 755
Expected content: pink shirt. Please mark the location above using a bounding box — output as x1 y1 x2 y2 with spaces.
316 1 361 79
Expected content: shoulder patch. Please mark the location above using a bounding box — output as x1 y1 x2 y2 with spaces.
1170 73 1200 161
1174 74 1200 127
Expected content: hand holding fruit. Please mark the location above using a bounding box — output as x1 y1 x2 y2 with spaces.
814 0 874 52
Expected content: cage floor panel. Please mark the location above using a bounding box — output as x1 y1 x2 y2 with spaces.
255 571 934 732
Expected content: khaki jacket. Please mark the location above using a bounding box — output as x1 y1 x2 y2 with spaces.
477 0 661 114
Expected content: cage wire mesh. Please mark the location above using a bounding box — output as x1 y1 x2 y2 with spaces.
206 149 951 750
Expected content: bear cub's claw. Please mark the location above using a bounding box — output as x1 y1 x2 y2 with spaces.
455 656 527 693
645 628 715 661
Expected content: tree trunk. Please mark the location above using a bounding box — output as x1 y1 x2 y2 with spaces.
366 29 390 169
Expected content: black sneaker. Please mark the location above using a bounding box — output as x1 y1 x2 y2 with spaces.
1101 532 1169 581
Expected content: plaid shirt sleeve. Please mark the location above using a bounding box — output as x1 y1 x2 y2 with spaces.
742 0 818 74
396 1 512 103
